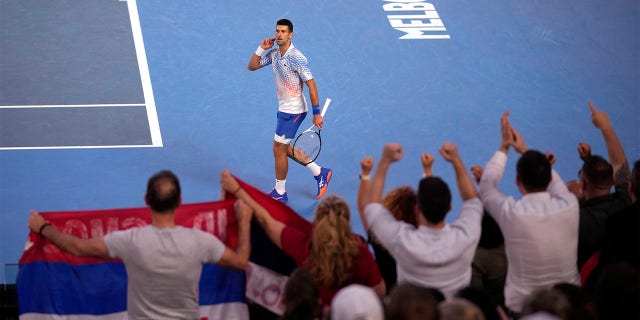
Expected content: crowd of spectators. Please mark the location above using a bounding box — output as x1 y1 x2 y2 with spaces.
30 102 638 319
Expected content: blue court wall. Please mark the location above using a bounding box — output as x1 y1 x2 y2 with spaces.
0 0 638 283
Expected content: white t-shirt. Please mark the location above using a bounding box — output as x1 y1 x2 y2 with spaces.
479 151 580 313
365 198 483 298
104 225 226 320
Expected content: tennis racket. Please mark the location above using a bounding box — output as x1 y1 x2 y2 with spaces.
291 98 332 165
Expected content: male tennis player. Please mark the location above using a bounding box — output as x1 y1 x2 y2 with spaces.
248 18 331 203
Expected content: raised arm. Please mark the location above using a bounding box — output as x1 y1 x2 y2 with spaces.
28 211 110 258
357 156 375 232
217 199 252 270
589 101 629 181
479 111 515 211
421 153 435 177
248 37 274 71
365 143 404 205
220 170 285 248
439 143 478 201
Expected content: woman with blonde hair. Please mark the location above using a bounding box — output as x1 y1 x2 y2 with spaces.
220 170 385 307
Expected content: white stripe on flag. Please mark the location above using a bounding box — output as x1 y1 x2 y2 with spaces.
245 262 288 315
199 302 249 320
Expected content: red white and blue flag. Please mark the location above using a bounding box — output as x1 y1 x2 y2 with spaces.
17 177 311 319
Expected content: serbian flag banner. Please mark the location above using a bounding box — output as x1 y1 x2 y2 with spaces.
17 177 311 319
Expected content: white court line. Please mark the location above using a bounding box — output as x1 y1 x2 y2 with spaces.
1 145 159 151
0 104 145 109
127 0 163 147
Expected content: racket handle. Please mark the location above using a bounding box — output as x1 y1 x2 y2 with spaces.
321 98 331 117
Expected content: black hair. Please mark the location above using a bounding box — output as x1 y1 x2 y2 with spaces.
386 283 442 320
516 150 552 192
146 170 181 212
277 19 293 32
581 155 613 189
456 286 502 320
417 177 452 224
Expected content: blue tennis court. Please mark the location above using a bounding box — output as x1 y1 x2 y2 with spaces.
0 0 638 283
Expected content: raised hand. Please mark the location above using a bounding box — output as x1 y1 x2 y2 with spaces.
381 143 404 163
360 157 374 176
500 111 514 151
588 101 612 131
546 152 557 165
577 142 592 160
511 127 528 154
28 210 47 234
261 37 275 49
470 165 484 184
421 153 435 177
220 169 240 193
439 142 460 163
233 199 253 224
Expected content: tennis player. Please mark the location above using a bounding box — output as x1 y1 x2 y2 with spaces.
248 18 331 203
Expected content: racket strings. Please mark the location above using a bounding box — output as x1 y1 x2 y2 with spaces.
293 131 321 164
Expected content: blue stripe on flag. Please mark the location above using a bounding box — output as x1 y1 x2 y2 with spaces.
18 262 247 315
199 264 247 305
18 261 127 315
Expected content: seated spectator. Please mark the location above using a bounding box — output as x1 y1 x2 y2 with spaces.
281 268 322 320
356 156 418 292
593 261 639 320
220 170 385 307
330 284 384 320
385 283 443 320
576 101 631 269
456 286 508 320
439 298 486 320
478 111 580 314
364 142 483 298
551 282 596 320
521 287 571 320
469 165 507 307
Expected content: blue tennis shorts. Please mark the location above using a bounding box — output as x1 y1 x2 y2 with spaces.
274 111 306 144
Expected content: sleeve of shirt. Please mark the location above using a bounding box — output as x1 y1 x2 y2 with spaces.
103 229 133 259
294 53 313 82
546 169 570 196
260 50 274 67
479 151 511 223
365 203 406 252
451 198 483 240
281 225 311 266
194 230 226 264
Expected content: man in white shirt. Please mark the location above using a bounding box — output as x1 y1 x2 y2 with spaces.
247 19 332 203
364 142 483 298
479 111 580 314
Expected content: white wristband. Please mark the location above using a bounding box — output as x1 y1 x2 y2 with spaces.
359 174 370 181
255 46 265 57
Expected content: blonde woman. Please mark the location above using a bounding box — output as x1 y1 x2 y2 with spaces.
220 170 385 307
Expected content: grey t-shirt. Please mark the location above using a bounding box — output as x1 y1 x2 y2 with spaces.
104 225 226 320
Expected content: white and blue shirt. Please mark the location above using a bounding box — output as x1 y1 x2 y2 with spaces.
261 44 314 114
